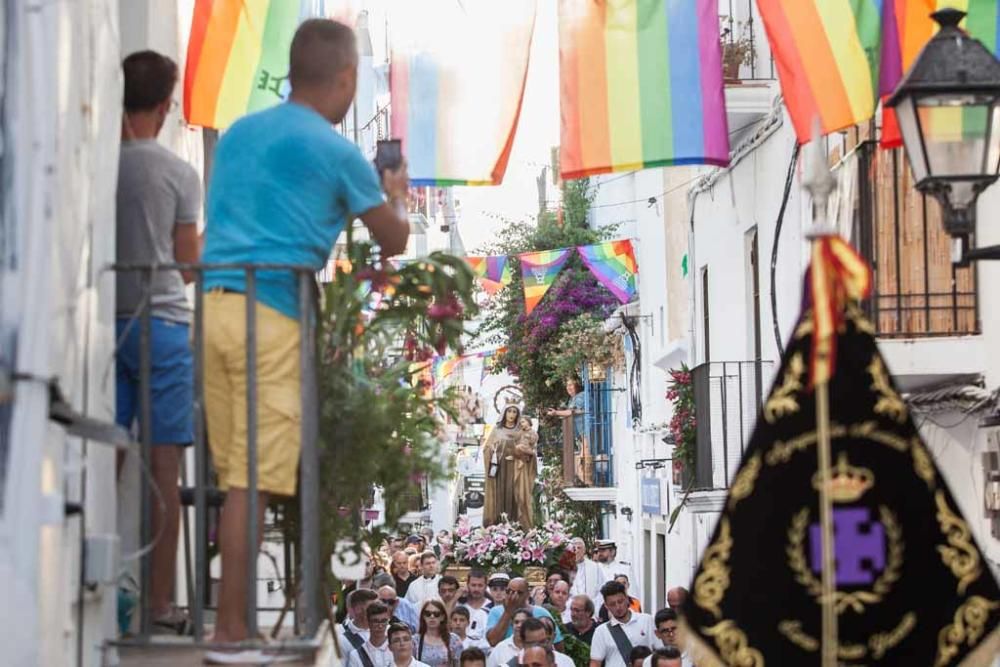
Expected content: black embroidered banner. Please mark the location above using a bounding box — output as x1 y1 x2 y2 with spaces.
682 303 1000 665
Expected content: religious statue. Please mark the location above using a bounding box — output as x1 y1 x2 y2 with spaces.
482 405 536 527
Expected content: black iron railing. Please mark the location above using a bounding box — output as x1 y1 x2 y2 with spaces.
720 0 776 82
692 360 772 490
111 262 323 651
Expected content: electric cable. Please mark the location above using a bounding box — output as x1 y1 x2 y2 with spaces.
770 143 801 357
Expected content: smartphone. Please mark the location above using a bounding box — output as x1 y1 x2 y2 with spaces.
374 139 402 174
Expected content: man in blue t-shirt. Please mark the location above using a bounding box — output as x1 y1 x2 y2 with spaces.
201 19 409 651
485 577 563 648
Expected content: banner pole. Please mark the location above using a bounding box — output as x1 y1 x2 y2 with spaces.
816 379 838 667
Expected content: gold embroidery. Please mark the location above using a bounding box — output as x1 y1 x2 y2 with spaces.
787 506 903 614
810 451 874 503
763 353 804 424
778 620 818 652
846 302 876 335
795 317 814 339
869 613 917 660
694 518 733 619
779 613 917 661
911 439 935 488
868 355 907 423
935 491 981 594
838 644 868 660
703 620 765 667
935 596 1000 667
728 453 761 510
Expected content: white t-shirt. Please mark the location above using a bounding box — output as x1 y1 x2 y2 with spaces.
461 635 492 654
348 639 393 667
393 659 432 667
406 575 443 605
486 638 519 667
590 612 656 667
337 621 372 659
462 601 492 640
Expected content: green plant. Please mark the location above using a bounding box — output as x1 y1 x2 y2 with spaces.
476 179 619 413
720 16 756 77
313 241 479 572
538 449 602 545
666 365 696 482
546 312 624 381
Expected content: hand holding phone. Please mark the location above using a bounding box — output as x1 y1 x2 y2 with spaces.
375 139 403 175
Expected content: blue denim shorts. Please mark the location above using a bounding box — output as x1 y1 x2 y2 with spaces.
115 317 194 446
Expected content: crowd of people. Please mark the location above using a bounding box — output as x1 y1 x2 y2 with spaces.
336 532 694 667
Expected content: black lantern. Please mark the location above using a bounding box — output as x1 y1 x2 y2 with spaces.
886 8 1000 245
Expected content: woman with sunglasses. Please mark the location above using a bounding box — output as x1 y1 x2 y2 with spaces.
414 599 463 667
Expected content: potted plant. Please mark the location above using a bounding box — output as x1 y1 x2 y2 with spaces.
720 16 756 82
666 365 696 487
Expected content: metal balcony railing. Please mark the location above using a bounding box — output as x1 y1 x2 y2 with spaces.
553 374 615 490
110 262 323 653
854 142 979 338
692 360 772 490
720 0 776 82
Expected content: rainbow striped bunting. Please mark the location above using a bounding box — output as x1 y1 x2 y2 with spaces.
465 256 513 286
577 241 639 305
756 0 883 143
520 249 573 315
389 1 537 186
183 0 359 129
558 0 730 180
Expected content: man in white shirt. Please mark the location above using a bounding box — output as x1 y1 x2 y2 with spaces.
640 610 691 667
338 589 377 657
405 551 443 605
492 617 574 667
348 602 393 667
486 608 532 667
589 581 655 667
520 645 557 667
460 569 494 640
388 623 431 667
570 539 608 609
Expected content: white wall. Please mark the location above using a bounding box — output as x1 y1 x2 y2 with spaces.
0 2 122 665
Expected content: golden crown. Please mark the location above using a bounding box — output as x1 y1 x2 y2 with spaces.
811 452 874 503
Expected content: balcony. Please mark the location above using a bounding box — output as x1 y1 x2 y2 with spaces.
550 371 616 502
109 262 330 665
691 360 773 490
720 2 778 130
852 141 983 389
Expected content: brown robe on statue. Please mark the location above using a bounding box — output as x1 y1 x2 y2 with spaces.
483 424 534 527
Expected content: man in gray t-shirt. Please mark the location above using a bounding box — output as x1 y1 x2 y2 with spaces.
115 50 200 635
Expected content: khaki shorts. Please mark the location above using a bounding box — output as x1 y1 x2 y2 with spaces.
203 291 301 496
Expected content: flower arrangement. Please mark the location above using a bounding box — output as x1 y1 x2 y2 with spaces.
546 312 624 383
666 365 696 484
451 516 571 574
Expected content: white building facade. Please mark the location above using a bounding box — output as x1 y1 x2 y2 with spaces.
585 1 1000 625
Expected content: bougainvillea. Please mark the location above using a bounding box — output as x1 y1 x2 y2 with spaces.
666 365 696 482
476 178 620 412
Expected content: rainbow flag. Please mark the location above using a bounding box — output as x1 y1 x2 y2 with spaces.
578 240 639 304
390 1 537 186
183 1 359 129
465 256 513 285
520 249 572 315
558 0 730 180
881 0 1000 147
757 0 884 143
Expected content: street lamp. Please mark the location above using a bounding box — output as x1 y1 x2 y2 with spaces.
886 8 1000 262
